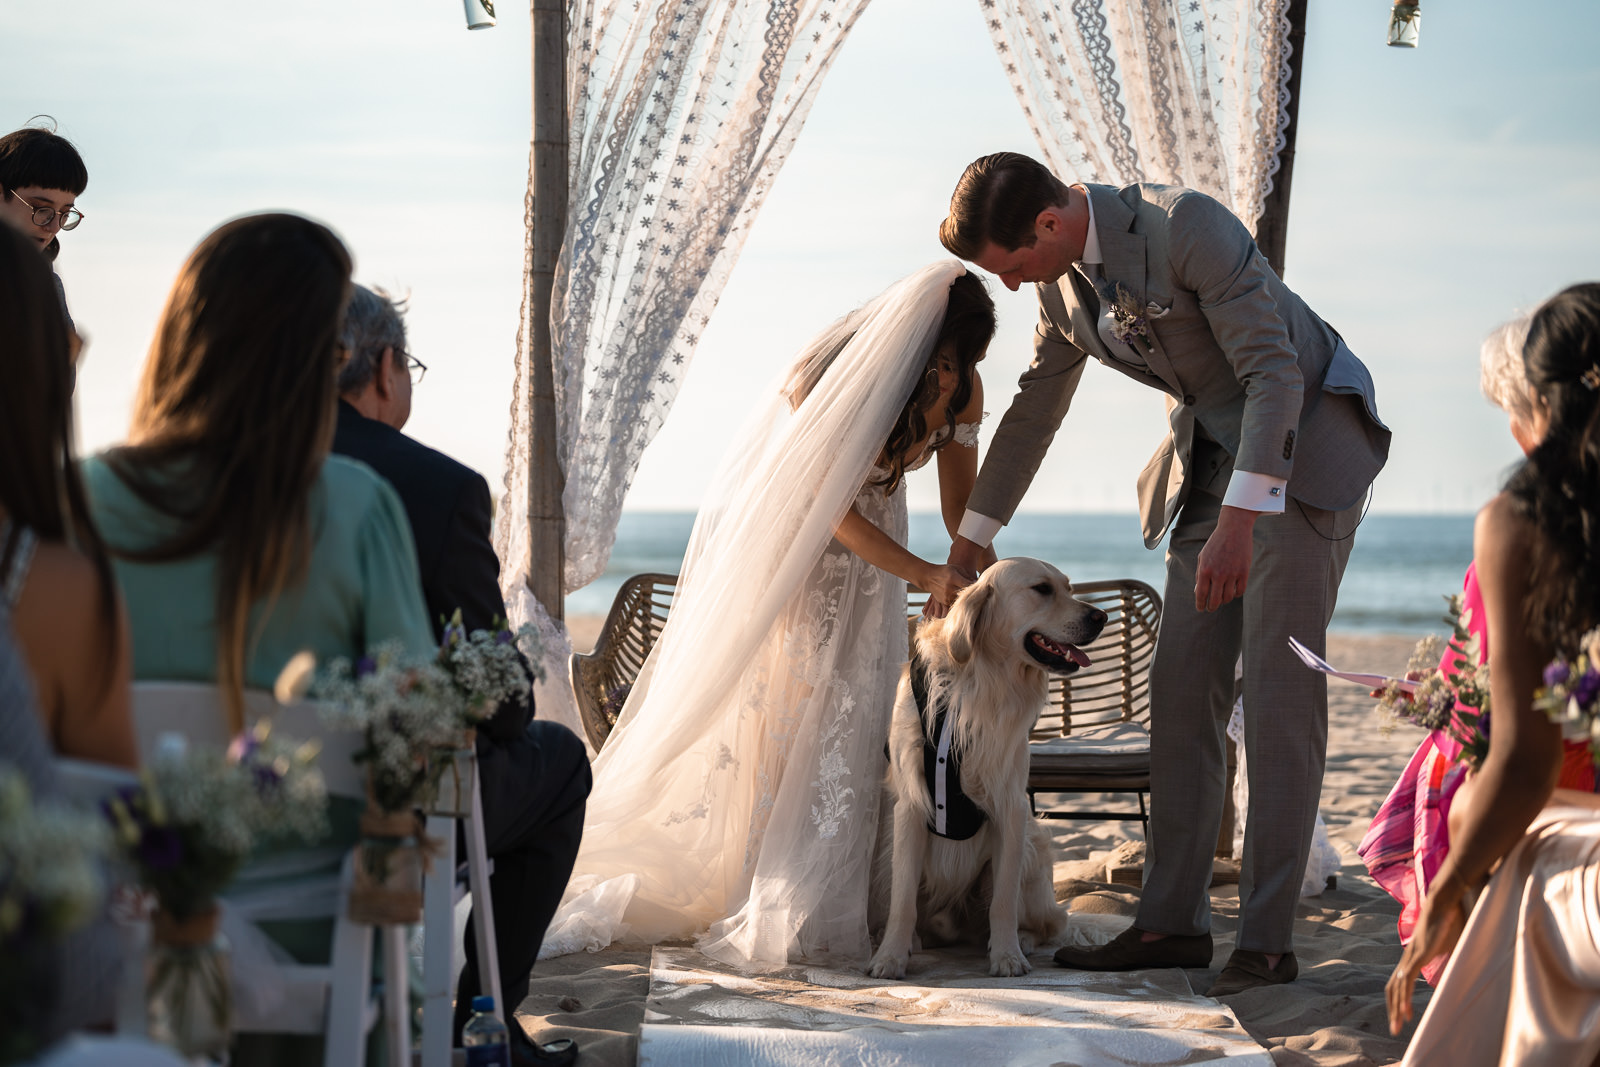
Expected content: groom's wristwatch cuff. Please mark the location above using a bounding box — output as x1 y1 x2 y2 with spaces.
958 511 1003 548
1222 470 1288 513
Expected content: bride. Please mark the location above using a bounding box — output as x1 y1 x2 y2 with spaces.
548 261 997 967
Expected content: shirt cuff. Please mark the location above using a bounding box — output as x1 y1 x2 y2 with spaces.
957 511 1003 548
1221 470 1288 513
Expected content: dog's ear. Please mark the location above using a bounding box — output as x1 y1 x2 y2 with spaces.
946 580 994 665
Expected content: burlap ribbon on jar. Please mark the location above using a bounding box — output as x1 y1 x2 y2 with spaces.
151 905 222 949
347 805 445 925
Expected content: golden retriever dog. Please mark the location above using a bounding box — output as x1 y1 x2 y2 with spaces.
867 557 1107 978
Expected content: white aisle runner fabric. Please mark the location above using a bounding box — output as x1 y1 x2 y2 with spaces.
639 945 1272 1066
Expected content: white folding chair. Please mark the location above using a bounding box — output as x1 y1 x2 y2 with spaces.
419 760 502 1067
128 681 407 1067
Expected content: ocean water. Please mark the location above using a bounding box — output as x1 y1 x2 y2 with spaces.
566 511 1476 637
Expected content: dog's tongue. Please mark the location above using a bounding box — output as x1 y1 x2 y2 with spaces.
1066 644 1092 668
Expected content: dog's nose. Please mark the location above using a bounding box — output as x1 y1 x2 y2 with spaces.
1088 608 1108 627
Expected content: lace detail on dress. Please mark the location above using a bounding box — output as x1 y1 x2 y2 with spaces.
810 673 857 841
952 419 982 448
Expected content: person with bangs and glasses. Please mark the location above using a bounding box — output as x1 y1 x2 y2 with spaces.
0 123 88 340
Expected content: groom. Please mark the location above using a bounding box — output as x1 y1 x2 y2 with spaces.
939 152 1389 995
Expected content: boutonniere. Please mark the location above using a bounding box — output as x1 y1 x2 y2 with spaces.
1108 283 1151 346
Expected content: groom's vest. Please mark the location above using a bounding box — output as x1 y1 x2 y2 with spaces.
910 648 987 841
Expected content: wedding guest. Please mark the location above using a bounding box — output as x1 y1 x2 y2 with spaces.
1388 282 1600 1063
333 284 584 1067
83 215 435 725
0 222 133 768
1358 313 1600 985
81 215 435 1063
0 123 88 335
1 605 143 1052
940 151 1390 993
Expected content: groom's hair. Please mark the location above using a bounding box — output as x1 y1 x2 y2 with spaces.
940 152 1070 260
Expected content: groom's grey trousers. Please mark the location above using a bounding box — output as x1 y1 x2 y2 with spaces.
1135 464 1360 955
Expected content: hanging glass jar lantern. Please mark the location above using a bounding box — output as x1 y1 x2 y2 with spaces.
1388 2 1421 47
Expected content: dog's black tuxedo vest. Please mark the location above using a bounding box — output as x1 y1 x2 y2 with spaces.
911 647 987 841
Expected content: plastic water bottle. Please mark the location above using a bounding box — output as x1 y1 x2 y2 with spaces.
462 995 511 1066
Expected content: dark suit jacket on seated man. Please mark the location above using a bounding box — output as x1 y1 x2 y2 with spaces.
939 153 1390 998
332 285 587 1066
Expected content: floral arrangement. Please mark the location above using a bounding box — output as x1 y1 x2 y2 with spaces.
0 767 113 1065
1375 593 1491 770
0 767 110 944
1534 627 1600 760
437 609 543 724
312 640 461 814
1107 283 1150 347
306 617 536 921
310 615 540 812
103 726 329 923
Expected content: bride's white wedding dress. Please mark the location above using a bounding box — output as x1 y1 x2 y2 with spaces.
542 261 976 967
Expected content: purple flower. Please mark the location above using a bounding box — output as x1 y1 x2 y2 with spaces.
137 826 184 871
1572 668 1600 709
356 656 377 678
227 731 260 764
1545 660 1572 689
495 630 515 646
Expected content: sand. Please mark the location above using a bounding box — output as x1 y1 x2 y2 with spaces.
522 629 1430 1066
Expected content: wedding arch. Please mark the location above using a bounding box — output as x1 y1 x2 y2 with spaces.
491 0 1308 745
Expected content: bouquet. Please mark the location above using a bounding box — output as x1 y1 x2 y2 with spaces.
101 728 326 1059
1375 593 1491 770
313 640 464 921
437 608 543 725
103 727 329 923
1534 627 1600 761
0 767 111 1065
430 610 542 814
307 614 541 920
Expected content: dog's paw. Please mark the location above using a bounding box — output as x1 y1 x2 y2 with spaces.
989 944 1032 978
1017 930 1037 956
867 946 909 980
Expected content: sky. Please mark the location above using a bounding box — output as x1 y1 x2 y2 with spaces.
5 0 1598 519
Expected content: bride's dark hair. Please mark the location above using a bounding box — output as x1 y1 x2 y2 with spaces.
874 272 996 492
1506 281 1600 653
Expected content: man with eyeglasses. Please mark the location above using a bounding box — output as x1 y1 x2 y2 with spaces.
0 124 89 336
333 284 586 1067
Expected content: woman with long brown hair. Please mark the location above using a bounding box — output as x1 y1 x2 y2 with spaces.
1388 283 1600 1061
82 212 434 732
0 221 133 767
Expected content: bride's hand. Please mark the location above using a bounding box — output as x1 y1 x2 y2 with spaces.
920 563 972 618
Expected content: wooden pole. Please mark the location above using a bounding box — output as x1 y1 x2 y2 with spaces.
1251 0 1308 277
525 0 568 621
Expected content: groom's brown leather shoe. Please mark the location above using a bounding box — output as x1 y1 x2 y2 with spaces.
1053 927 1213 971
1205 949 1298 996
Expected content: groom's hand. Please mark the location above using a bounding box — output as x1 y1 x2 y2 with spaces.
1194 506 1257 612
924 537 986 619
946 536 985 586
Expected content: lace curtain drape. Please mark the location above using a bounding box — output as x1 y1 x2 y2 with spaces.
493 1 1294 752
980 0 1292 230
495 0 873 611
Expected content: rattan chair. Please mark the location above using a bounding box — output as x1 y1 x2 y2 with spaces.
569 572 678 751
1024 577 1160 830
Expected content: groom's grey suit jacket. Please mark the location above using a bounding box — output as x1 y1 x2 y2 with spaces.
968 183 1391 545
